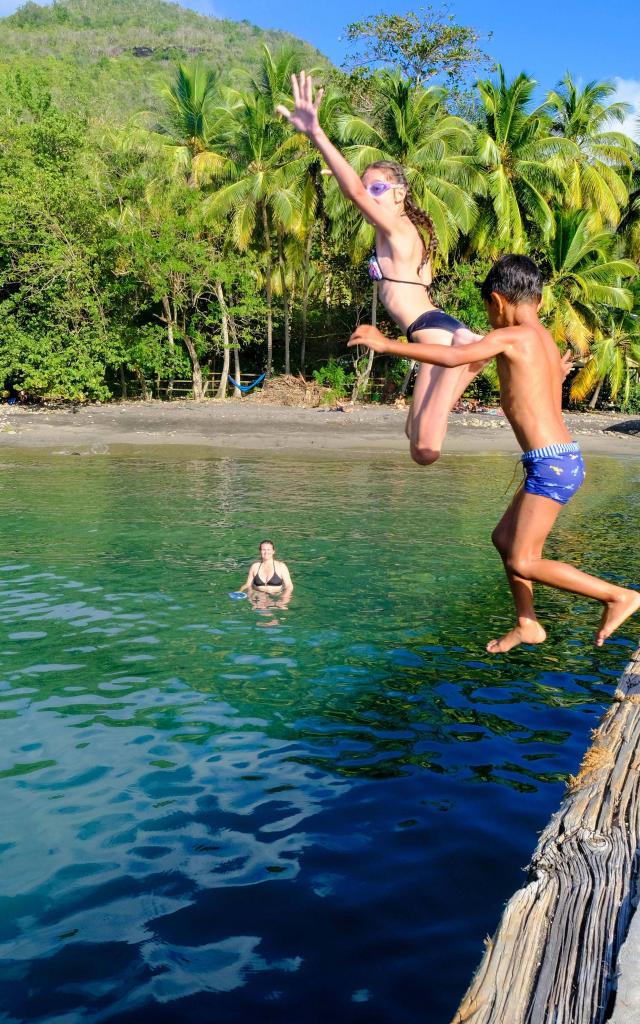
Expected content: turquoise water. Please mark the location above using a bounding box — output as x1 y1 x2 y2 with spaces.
1 446 639 1023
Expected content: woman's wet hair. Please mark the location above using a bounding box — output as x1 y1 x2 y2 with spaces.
480 255 544 304
259 539 275 550
364 160 437 269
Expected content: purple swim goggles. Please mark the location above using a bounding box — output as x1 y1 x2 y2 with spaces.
365 181 404 197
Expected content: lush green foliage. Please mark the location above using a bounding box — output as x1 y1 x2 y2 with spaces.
343 6 491 86
0 0 639 407
313 358 355 402
0 0 327 123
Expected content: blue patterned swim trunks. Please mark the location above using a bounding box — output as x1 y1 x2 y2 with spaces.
521 441 586 505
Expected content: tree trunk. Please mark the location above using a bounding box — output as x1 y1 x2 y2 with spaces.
221 291 242 399
228 311 242 398
214 280 231 400
350 283 377 404
161 294 175 398
182 334 204 401
119 363 127 400
261 203 273 375
233 342 242 398
589 379 603 409
277 225 291 375
133 367 148 400
300 229 313 378
400 361 416 397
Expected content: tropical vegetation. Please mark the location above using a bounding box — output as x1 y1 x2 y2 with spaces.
0 0 639 411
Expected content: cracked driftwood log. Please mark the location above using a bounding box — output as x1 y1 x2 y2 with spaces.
453 646 640 1024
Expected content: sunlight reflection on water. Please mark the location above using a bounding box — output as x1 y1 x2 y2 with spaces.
0 447 638 1022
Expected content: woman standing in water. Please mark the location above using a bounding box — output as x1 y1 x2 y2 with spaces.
277 71 485 465
239 539 293 597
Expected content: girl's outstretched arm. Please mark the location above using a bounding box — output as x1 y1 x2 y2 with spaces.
277 71 400 236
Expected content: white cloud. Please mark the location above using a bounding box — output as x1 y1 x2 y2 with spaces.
612 77 640 141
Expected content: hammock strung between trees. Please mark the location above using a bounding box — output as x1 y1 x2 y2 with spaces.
228 372 266 394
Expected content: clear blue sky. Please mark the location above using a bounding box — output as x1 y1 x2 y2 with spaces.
1 0 639 128
201 0 640 90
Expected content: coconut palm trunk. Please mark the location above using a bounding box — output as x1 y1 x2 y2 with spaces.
227 307 242 398
161 294 176 397
300 229 313 378
261 204 274 375
589 380 603 409
232 340 242 398
214 281 231 399
277 225 291 375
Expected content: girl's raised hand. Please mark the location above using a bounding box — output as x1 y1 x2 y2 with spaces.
276 71 324 138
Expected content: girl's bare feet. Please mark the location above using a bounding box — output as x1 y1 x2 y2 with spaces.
486 620 547 654
595 589 640 647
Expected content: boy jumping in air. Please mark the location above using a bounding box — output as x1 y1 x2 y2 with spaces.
349 254 640 653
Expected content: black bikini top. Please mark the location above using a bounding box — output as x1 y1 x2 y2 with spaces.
253 562 283 587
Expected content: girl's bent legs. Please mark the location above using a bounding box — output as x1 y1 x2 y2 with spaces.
406 331 486 466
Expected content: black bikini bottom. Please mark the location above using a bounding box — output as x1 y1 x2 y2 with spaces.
406 309 466 343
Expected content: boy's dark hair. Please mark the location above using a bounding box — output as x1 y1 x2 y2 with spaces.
480 255 544 304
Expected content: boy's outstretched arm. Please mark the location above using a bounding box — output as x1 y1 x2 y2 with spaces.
348 324 511 367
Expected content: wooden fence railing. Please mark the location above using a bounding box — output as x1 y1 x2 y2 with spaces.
122 375 394 399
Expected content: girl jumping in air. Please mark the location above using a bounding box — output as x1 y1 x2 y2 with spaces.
277 71 485 465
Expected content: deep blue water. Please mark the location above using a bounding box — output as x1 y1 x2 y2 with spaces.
0 446 639 1023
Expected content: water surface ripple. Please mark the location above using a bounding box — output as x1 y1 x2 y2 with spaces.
0 448 638 1022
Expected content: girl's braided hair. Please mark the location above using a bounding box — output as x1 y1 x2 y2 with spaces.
365 160 438 271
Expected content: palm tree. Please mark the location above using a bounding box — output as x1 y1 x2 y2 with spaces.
330 70 483 260
153 63 236 186
203 77 312 374
619 169 640 262
545 74 635 228
569 314 640 408
541 208 636 354
472 67 577 253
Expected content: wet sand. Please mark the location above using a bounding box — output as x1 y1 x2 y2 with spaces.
1 401 639 457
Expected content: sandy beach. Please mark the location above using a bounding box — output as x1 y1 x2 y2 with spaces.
1 400 639 457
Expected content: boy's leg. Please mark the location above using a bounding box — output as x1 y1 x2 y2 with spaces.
406 330 487 465
498 491 640 648
487 488 547 653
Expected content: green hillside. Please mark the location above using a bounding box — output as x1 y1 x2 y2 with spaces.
0 0 329 121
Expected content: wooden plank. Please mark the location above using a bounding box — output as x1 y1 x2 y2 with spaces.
452 647 640 1024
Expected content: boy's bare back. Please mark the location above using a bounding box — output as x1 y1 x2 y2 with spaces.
492 318 572 454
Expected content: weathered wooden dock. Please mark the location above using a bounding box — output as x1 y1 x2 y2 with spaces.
452 646 640 1024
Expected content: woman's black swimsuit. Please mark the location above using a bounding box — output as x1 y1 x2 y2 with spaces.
406 310 465 343
367 251 466 342
253 563 283 587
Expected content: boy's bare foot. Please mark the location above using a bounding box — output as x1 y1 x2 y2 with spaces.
595 589 640 647
486 620 547 654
